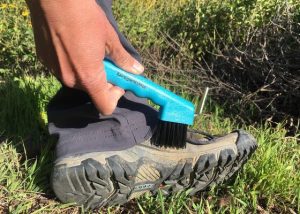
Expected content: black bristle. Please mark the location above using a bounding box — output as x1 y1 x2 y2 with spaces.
151 120 187 148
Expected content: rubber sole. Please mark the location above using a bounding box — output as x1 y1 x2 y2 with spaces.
51 132 257 209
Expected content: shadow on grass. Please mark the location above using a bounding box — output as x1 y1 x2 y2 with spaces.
1 77 47 156
0 75 59 197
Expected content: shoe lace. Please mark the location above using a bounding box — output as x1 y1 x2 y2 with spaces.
186 129 215 145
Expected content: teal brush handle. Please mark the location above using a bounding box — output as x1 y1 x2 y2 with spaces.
104 60 195 125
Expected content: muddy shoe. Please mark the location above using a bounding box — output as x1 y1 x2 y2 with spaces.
51 129 257 209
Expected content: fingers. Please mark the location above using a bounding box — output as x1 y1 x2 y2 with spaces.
28 0 136 115
91 87 125 115
105 24 144 75
82 71 125 115
95 85 125 115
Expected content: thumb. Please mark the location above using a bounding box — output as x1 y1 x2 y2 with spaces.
106 27 144 75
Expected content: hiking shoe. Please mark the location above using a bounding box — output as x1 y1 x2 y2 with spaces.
51 129 257 209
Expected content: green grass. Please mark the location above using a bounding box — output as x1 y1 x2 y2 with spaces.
0 0 299 213
0 75 299 213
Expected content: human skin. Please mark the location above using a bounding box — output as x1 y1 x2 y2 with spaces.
25 0 144 115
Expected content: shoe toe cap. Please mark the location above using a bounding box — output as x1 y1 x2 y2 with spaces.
235 129 258 155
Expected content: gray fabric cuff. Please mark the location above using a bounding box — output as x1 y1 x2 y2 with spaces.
47 0 158 160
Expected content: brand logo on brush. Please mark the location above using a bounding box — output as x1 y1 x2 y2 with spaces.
117 72 146 89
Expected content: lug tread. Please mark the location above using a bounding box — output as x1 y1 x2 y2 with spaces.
51 131 258 209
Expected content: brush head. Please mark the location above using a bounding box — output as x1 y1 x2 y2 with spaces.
103 60 194 148
151 120 188 148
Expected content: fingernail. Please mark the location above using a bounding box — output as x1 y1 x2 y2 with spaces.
132 61 144 74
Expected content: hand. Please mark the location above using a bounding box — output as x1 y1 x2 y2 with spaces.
26 0 144 115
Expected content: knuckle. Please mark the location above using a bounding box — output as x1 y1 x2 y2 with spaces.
78 72 102 90
76 64 104 85
108 44 132 67
100 103 116 116
79 73 95 85
101 109 114 116
113 51 131 66
57 71 76 88
61 77 75 88
117 55 131 66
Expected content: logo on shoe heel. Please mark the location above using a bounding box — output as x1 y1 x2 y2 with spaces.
133 183 154 191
